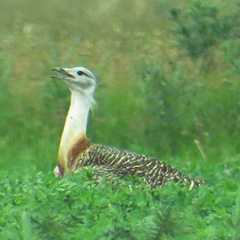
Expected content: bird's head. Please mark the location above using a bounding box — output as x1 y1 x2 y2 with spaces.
52 67 97 97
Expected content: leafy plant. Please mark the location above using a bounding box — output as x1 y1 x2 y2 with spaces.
0 156 239 239
171 2 238 59
222 39 240 76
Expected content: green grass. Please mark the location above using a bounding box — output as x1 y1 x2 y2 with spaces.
1 159 239 239
0 0 240 239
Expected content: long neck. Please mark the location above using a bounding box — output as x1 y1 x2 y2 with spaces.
57 90 91 176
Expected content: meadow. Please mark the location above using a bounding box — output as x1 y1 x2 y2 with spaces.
0 0 240 239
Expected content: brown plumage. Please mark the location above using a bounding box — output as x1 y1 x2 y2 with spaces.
69 143 206 188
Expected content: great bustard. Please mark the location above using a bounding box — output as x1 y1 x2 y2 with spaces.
52 67 206 189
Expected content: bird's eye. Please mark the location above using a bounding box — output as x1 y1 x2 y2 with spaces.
77 71 84 76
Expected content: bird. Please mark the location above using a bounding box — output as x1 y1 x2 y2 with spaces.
52 67 206 189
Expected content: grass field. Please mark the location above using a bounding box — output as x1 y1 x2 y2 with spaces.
0 0 240 239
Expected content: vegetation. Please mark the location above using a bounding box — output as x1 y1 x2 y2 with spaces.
0 0 240 239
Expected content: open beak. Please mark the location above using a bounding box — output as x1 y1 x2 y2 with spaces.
52 68 75 79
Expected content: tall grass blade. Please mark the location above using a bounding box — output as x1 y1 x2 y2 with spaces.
21 212 33 240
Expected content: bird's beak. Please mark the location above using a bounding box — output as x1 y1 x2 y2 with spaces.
52 68 75 79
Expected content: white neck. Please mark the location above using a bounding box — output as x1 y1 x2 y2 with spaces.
58 90 92 171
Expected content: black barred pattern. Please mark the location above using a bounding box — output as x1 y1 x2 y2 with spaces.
71 144 206 188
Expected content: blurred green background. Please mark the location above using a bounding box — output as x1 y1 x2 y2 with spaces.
1 1 240 239
0 0 240 173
